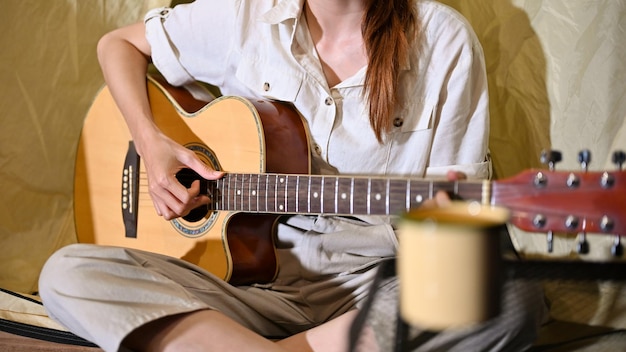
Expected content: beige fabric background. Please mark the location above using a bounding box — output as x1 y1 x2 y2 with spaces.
1 0 625 328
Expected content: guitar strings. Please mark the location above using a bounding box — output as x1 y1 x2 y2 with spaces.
134 170 500 215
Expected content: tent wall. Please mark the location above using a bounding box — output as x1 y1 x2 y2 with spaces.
0 0 169 294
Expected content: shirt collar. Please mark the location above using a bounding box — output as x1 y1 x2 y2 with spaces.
259 0 411 72
259 0 304 24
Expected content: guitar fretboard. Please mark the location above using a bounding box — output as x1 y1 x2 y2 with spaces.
208 173 490 215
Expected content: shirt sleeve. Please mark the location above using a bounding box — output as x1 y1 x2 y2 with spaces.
144 7 195 86
144 1 239 88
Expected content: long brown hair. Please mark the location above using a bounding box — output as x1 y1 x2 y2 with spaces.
362 0 417 142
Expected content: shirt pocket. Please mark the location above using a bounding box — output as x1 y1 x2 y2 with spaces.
235 56 303 102
398 100 437 133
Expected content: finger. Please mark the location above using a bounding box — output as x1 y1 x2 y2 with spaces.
151 197 163 217
186 180 210 207
150 192 179 219
434 190 453 207
155 180 210 220
421 190 453 209
149 179 188 217
155 194 184 220
446 170 467 181
181 153 224 180
159 174 197 210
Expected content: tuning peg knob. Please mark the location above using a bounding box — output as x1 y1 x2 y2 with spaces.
612 150 626 170
541 150 562 171
576 233 589 254
578 149 591 172
546 231 554 253
612 236 623 257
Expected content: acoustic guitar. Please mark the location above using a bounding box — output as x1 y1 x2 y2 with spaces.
74 75 626 285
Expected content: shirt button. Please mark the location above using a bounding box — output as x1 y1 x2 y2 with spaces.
314 144 322 155
263 82 270 92
393 117 404 127
324 97 333 106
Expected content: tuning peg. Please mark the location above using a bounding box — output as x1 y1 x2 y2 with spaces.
541 149 562 171
612 150 626 170
576 232 590 254
546 231 554 253
612 236 623 257
578 149 591 172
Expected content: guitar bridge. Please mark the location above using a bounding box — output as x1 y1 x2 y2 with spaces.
121 141 140 238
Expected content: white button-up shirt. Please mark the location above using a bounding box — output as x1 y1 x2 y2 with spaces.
144 0 491 275
145 0 490 180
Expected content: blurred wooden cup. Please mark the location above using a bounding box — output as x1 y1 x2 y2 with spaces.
398 201 510 330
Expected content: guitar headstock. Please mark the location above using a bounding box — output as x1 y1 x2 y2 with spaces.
493 150 626 255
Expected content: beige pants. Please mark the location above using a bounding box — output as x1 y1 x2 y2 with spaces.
39 215 395 351
38 215 546 352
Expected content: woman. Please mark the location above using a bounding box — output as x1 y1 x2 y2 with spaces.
39 0 545 351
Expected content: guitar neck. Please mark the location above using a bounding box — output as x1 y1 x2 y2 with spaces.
209 173 490 216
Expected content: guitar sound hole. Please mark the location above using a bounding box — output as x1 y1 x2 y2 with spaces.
176 169 209 223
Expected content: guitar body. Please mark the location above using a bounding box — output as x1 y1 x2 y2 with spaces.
74 76 311 284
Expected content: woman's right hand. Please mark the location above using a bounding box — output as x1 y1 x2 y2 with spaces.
138 131 223 220
97 21 223 220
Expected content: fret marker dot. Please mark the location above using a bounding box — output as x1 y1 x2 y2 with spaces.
375 194 382 201
237 190 242 195
279 205 284 210
341 193 347 200
252 191 257 196
416 195 423 203
313 192 319 198
279 178 285 184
